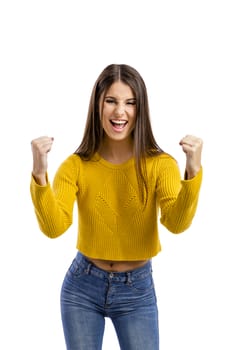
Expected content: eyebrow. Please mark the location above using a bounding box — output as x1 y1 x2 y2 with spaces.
105 96 136 102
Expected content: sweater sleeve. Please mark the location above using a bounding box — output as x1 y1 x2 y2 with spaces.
155 155 203 233
30 155 79 238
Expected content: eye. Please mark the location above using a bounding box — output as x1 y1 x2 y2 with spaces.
126 100 136 105
105 98 115 104
127 101 136 105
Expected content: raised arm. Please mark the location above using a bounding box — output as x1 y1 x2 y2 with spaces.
157 135 203 233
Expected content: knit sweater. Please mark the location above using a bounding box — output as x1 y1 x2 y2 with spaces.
30 152 202 260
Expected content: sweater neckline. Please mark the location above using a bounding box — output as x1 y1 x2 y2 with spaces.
94 153 135 169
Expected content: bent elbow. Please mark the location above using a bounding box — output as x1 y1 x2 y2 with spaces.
169 227 187 234
161 218 192 234
41 228 65 239
39 222 72 239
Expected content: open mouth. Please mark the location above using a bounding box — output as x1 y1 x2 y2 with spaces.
110 120 128 130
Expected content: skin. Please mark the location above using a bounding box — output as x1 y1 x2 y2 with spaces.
98 81 136 164
31 80 203 271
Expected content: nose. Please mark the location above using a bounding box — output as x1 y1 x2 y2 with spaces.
115 103 125 117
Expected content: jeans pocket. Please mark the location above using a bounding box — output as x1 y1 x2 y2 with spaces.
131 273 154 293
67 258 83 278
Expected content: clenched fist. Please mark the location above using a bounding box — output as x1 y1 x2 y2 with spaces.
179 135 203 179
31 136 54 185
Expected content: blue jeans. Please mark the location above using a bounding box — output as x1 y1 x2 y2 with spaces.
60 252 159 350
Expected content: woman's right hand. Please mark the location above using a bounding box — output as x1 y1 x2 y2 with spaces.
31 136 54 185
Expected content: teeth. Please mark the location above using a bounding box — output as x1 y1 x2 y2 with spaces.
111 120 126 125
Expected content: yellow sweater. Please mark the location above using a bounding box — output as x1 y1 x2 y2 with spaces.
30 153 202 260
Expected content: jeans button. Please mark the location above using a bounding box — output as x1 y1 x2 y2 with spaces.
109 272 114 278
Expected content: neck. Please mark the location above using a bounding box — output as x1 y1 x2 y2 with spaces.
99 138 134 164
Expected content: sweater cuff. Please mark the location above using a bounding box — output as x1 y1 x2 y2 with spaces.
182 166 203 183
181 167 203 196
31 172 49 187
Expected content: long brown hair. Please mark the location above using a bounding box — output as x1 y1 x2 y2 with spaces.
75 64 163 204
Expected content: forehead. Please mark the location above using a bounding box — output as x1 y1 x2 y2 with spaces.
105 81 135 99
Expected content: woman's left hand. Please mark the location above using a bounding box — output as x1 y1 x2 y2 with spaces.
179 135 203 179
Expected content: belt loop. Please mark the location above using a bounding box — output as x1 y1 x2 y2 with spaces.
126 272 132 285
85 263 92 275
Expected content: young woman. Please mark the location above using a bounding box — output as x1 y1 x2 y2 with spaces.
30 64 203 350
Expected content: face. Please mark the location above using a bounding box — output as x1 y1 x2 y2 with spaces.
100 81 136 143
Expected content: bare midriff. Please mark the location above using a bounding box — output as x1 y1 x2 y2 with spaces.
86 257 148 272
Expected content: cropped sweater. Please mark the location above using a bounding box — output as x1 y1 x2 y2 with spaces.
30 153 202 260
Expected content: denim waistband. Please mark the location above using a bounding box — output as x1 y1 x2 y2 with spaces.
75 251 152 283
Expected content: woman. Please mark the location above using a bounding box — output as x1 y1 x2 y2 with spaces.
30 64 203 349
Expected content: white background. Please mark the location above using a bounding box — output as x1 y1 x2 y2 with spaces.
0 0 232 349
